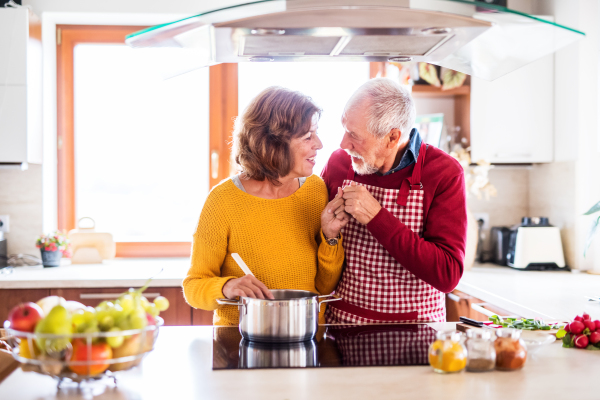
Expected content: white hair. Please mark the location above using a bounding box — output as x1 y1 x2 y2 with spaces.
347 78 416 140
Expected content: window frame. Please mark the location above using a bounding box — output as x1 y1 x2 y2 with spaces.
56 25 237 257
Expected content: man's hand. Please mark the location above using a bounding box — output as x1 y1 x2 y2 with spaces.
222 275 274 300
321 187 351 239
342 182 382 225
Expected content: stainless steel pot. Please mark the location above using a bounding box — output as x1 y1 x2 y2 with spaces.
238 339 318 368
216 289 341 343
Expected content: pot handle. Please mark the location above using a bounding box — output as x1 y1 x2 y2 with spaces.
216 298 242 306
318 294 342 312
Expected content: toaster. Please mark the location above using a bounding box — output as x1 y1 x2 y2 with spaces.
506 217 567 270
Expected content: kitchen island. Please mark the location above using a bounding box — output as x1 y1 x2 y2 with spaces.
0 323 597 400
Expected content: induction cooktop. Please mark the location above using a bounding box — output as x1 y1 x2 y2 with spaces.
212 324 436 370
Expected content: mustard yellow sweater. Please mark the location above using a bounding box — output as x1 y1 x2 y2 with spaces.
182 175 344 326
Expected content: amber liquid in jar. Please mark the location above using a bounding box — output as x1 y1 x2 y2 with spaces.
494 328 527 371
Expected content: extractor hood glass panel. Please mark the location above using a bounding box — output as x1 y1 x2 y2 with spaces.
242 35 341 56
340 35 446 56
125 0 585 81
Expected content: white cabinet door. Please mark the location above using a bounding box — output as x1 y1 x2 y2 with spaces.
471 54 554 164
0 8 27 86
0 85 27 162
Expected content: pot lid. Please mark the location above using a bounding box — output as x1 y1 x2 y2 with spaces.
125 0 584 81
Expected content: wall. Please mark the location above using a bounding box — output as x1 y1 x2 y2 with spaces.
0 165 42 255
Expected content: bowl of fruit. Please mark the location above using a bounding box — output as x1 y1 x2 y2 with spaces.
2 282 169 385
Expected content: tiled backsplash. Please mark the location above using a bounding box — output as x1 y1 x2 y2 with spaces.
0 165 43 256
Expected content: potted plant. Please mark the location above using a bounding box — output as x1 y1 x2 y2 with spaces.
584 201 600 257
35 232 71 268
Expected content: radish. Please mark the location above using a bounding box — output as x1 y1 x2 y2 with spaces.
590 331 600 345
564 323 571 333
583 313 591 321
570 320 585 334
594 320 600 330
584 320 596 332
575 334 589 349
574 315 583 322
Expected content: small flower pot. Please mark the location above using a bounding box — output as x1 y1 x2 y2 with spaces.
40 249 62 268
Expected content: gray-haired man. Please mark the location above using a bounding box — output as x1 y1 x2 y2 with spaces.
321 77 467 324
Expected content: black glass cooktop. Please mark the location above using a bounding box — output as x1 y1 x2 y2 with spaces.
212 324 436 370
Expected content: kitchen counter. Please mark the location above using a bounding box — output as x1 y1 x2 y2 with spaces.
0 258 189 289
458 263 600 321
0 323 596 400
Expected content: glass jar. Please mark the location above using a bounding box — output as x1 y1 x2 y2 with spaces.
428 331 467 374
494 328 527 371
466 329 496 372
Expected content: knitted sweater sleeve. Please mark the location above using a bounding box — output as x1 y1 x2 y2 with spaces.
182 190 235 311
366 172 467 293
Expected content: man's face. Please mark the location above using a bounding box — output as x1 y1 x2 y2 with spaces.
340 100 387 175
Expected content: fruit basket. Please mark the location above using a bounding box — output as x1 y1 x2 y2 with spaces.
2 282 170 389
3 317 162 386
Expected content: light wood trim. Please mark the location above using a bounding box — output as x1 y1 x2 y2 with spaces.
56 25 193 257
411 84 470 97
369 62 387 79
209 63 238 189
116 242 191 258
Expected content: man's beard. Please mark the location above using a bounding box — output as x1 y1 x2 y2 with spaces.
346 150 379 175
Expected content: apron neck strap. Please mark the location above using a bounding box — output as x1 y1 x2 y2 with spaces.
397 142 428 206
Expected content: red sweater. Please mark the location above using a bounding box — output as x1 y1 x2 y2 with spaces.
321 147 467 293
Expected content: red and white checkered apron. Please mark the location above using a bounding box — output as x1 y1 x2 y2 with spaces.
326 324 437 366
326 142 446 324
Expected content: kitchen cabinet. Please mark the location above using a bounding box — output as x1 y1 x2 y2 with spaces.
0 8 42 165
0 287 214 326
470 53 554 164
0 289 50 323
445 289 518 321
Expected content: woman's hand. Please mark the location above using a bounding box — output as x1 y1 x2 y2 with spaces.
321 187 351 240
222 275 275 300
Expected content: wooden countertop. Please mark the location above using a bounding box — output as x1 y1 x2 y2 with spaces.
0 258 189 289
0 323 597 400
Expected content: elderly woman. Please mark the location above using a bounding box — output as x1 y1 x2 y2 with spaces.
183 86 349 326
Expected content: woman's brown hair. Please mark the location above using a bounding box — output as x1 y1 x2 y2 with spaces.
233 86 321 185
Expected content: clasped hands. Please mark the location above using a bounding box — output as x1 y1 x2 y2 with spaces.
222 183 382 301
322 182 382 234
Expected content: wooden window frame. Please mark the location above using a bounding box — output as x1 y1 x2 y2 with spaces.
56 25 237 257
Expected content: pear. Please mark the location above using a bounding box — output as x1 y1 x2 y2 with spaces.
34 305 72 354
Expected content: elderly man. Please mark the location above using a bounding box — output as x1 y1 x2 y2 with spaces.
322 78 467 323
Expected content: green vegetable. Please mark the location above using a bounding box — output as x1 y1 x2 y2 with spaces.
488 315 557 331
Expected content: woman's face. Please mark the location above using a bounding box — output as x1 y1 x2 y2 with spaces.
288 114 323 179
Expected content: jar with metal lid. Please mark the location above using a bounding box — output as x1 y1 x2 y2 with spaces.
494 328 527 371
466 329 496 372
428 330 467 374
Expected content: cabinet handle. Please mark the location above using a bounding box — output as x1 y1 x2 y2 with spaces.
80 292 161 300
447 293 461 302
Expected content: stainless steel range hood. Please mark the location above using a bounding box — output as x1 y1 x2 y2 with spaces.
126 0 584 81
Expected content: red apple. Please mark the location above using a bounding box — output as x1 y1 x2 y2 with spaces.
589 331 600 344
574 315 583 322
584 320 596 332
570 320 585 335
8 303 44 332
574 334 589 349
146 312 156 325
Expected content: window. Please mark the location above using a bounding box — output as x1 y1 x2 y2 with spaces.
57 26 235 257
